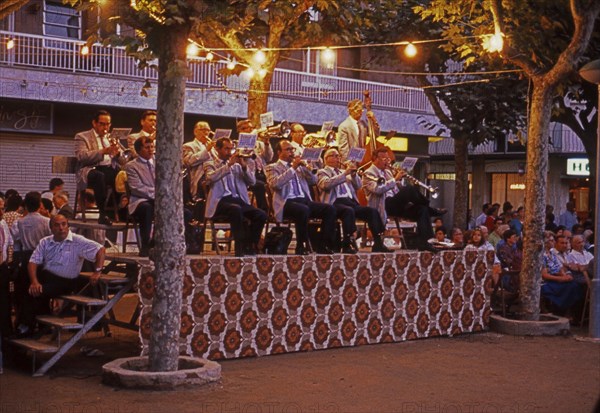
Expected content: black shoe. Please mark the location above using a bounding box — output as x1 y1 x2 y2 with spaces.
98 214 113 226
295 247 310 256
342 245 358 254
316 246 334 254
431 208 448 217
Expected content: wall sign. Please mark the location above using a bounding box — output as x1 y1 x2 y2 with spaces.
566 158 590 176
0 100 54 134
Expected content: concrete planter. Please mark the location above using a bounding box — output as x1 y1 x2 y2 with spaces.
490 313 570 336
102 356 221 390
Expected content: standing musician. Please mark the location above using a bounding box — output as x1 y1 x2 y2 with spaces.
124 137 156 257
362 147 437 252
74 109 121 225
127 110 157 158
317 148 391 253
204 137 267 257
265 140 336 255
338 99 373 161
182 121 216 201
236 119 271 212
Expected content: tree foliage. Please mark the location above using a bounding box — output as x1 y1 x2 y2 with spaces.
0 0 29 21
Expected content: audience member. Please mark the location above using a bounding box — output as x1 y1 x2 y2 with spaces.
53 191 74 219
41 178 64 201
558 201 578 231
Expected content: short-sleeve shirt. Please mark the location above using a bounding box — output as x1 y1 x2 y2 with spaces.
30 231 102 279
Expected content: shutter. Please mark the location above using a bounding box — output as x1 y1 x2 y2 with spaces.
0 135 77 206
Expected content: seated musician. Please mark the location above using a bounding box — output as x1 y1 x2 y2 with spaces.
236 119 270 212
182 121 216 202
317 147 391 253
124 137 156 257
265 140 336 255
74 110 120 225
361 147 436 252
338 99 369 161
127 110 157 158
16 214 105 337
204 137 267 257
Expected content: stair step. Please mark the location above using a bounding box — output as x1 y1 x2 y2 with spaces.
11 339 58 353
60 295 107 306
36 315 83 330
80 271 129 285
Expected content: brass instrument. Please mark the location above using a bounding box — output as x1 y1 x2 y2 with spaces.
257 121 291 140
108 135 133 167
302 133 326 148
361 172 385 185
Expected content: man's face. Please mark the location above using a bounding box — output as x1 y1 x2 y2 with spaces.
290 125 306 144
279 141 295 162
51 215 70 241
92 115 111 137
138 140 155 160
507 234 518 246
349 102 364 120
141 115 157 134
373 151 389 170
217 141 234 161
571 237 584 252
556 237 569 252
238 121 254 133
324 150 341 168
194 122 211 142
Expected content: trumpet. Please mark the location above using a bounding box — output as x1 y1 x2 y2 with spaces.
108 135 133 167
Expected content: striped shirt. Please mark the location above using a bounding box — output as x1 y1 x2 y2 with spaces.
30 231 102 279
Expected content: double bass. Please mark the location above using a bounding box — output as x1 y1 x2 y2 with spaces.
356 90 395 205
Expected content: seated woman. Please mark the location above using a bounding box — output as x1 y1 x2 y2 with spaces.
541 231 582 315
466 227 501 285
496 229 523 293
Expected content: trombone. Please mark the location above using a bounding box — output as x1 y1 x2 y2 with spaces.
391 166 439 199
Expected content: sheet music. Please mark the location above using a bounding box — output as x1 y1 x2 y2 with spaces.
237 133 257 149
214 129 232 140
111 128 132 143
260 112 274 128
401 157 418 172
301 147 323 162
347 148 366 163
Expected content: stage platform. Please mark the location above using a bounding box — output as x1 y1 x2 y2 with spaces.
129 249 494 360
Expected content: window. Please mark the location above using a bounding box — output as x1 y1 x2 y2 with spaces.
43 0 81 39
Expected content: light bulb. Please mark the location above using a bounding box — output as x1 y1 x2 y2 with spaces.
489 32 504 52
258 68 267 78
7 38 15 50
253 49 266 65
81 45 90 56
244 68 255 79
404 43 417 58
205 52 214 61
186 43 199 57
321 48 335 63
227 59 236 70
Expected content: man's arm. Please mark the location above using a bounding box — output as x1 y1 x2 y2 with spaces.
27 261 42 297
91 247 106 285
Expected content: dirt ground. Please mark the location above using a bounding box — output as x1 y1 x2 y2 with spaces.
1 296 599 413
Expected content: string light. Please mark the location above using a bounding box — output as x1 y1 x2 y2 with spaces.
258 68 267 79
205 51 214 61
80 44 90 56
6 38 15 50
226 58 236 70
244 68 255 79
321 48 335 63
483 32 504 53
404 43 417 58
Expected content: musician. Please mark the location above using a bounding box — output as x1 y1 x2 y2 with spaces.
265 140 336 255
182 121 216 200
204 137 267 256
289 122 323 169
127 110 157 158
236 119 270 212
124 137 156 257
362 147 436 252
74 110 120 225
338 99 370 161
317 148 391 254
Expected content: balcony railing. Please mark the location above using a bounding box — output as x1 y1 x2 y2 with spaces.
1 30 433 113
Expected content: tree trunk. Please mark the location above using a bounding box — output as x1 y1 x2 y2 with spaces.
452 134 469 230
519 80 553 321
148 25 189 372
247 70 274 125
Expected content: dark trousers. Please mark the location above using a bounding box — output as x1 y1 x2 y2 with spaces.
0 263 13 337
87 165 118 214
19 270 87 330
385 186 434 245
334 197 385 238
283 197 336 248
133 200 154 248
249 179 268 213
215 196 267 253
